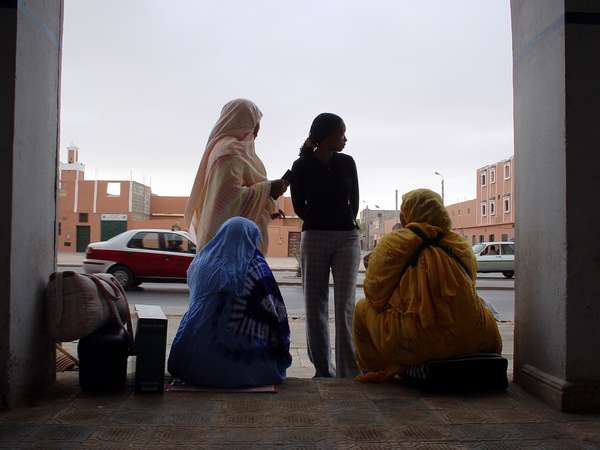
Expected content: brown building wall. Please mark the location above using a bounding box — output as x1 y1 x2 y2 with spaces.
267 217 303 257
447 199 477 229
151 195 187 215
95 180 130 213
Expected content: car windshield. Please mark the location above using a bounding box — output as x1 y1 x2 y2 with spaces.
472 244 486 254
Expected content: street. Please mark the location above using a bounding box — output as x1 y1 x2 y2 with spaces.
61 265 515 322
124 284 515 321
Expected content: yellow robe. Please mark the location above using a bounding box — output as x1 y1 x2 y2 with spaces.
353 223 502 382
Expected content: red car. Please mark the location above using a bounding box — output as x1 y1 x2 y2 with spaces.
83 229 196 288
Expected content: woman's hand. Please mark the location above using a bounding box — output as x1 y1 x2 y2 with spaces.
271 209 286 220
270 179 289 199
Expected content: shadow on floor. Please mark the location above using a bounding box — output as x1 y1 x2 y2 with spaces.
1 373 600 449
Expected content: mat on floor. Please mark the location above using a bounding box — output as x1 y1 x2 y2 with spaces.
56 344 79 372
165 378 277 393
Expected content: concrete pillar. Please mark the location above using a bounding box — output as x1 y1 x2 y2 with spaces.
511 0 600 412
0 0 63 408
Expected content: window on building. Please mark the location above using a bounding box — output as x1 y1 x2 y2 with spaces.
458 209 461 215
479 235 484 243
467 208 471 214
501 234 509 242
58 222 62 236
472 236 476 245
489 234 495 242
480 170 487 186
127 231 160 250
106 182 121 196
481 202 487 217
504 163 511 180
79 213 88 223
489 200 496 216
163 233 196 254
490 167 496 184
503 196 511 213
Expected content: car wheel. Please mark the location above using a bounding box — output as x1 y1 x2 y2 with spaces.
108 265 134 289
502 271 514 279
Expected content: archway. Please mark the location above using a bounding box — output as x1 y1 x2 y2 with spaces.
2 0 600 413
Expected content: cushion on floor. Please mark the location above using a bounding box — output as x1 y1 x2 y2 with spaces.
404 353 509 391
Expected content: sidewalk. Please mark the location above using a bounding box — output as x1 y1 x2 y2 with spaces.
3 332 600 448
63 315 514 381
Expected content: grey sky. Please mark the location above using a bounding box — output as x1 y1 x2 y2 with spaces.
60 0 513 209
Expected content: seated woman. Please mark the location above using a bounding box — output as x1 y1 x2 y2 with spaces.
168 217 291 388
353 189 501 382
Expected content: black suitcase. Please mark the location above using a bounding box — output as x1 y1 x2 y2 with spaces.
78 324 129 392
134 304 168 393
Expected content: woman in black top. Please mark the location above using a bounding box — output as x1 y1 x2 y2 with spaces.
290 113 360 378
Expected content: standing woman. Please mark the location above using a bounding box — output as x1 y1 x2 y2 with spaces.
290 113 360 377
184 99 288 253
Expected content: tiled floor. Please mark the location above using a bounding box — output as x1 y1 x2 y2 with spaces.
38 320 580 449
1 374 600 449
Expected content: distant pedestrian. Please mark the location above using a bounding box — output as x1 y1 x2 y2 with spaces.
184 99 288 253
290 113 360 378
168 217 291 388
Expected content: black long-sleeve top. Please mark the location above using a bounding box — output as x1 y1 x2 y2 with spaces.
290 152 359 231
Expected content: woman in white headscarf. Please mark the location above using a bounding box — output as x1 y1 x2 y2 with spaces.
184 99 289 253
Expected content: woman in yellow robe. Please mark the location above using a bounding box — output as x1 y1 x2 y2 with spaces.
353 189 501 382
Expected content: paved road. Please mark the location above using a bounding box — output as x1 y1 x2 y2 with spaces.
122 283 515 322
60 265 515 321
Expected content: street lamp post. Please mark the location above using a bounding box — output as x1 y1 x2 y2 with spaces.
361 201 370 250
435 171 445 204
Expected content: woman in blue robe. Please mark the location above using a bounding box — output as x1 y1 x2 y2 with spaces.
168 217 292 387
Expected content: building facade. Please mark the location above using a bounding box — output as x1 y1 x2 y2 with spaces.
359 208 400 250
58 148 302 257
446 156 515 244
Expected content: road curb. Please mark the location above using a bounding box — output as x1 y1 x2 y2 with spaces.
277 281 513 291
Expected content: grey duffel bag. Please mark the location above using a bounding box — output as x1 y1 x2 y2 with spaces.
45 271 133 344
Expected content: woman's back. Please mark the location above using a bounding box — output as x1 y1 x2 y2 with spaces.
353 189 501 381
168 217 291 388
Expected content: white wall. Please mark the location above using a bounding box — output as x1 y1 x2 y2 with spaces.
0 0 63 408
512 0 600 411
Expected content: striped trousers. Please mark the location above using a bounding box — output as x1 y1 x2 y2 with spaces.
301 229 360 378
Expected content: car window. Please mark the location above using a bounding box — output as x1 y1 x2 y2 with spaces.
128 232 161 250
501 244 515 255
472 244 485 254
163 233 196 254
486 245 499 255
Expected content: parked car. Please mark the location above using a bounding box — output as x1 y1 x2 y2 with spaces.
472 241 515 278
83 229 196 288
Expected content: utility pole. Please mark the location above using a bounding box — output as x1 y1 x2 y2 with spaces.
435 172 445 204
365 204 369 251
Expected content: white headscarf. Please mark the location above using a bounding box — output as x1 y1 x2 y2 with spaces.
184 99 270 246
